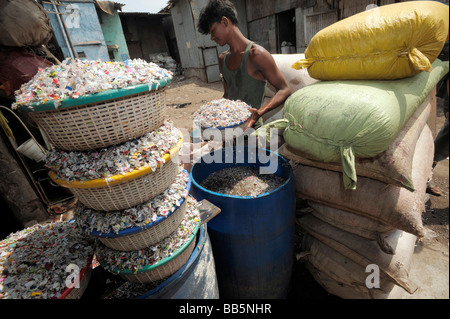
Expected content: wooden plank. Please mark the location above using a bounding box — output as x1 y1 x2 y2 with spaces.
198 199 221 225
73 40 102 46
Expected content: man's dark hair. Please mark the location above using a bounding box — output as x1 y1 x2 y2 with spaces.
197 0 238 35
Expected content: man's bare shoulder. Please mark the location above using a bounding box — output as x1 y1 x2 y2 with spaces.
249 43 270 58
249 43 276 69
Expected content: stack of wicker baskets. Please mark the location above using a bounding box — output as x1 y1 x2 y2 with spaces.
18 75 200 289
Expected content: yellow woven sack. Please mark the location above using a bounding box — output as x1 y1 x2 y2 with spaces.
293 1 449 80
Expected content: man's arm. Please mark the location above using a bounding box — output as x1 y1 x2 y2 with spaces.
245 46 291 129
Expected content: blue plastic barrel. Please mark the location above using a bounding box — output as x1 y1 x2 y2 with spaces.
190 146 295 299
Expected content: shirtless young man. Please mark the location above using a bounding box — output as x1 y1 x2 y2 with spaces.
198 0 291 130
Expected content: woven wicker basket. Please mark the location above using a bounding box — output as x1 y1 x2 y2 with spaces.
94 196 188 252
49 138 183 211
18 80 169 151
103 222 200 284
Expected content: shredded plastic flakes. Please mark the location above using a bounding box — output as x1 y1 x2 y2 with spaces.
193 98 252 128
200 166 286 197
45 120 182 182
0 222 94 299
75 167 189 235
96 195 200 274
12 58 173 109
104 279 165 299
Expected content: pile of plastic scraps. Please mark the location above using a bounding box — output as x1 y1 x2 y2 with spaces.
75 167 189 235
12 58 173 109
200 166 286 197
105 279 164 299
193 98 252 128
150 53 178 75
0 222 94 299
96 195 200 274
45 120 182 182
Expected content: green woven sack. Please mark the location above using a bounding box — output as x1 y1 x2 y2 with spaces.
255 59 448 190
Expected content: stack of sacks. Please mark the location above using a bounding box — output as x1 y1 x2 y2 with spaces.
255 1 449 299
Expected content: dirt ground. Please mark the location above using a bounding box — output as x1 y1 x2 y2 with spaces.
164 75 449 299
165 76 224 134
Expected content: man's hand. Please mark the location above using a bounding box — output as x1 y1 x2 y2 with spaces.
245 107 261 130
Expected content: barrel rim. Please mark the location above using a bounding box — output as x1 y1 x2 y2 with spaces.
189 146 293 200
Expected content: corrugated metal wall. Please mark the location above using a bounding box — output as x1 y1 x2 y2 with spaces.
246 0 298 53
120 14 168 62
170 0 203 70
247 0 401 53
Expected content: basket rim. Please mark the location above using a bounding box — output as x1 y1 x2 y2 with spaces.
85 174 191 238
49 137 183 189
101 221 200 275
56 254 93 299
18 77 171 113
198 115 250 130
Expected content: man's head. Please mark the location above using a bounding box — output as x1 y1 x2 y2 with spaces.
197 0 238 35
